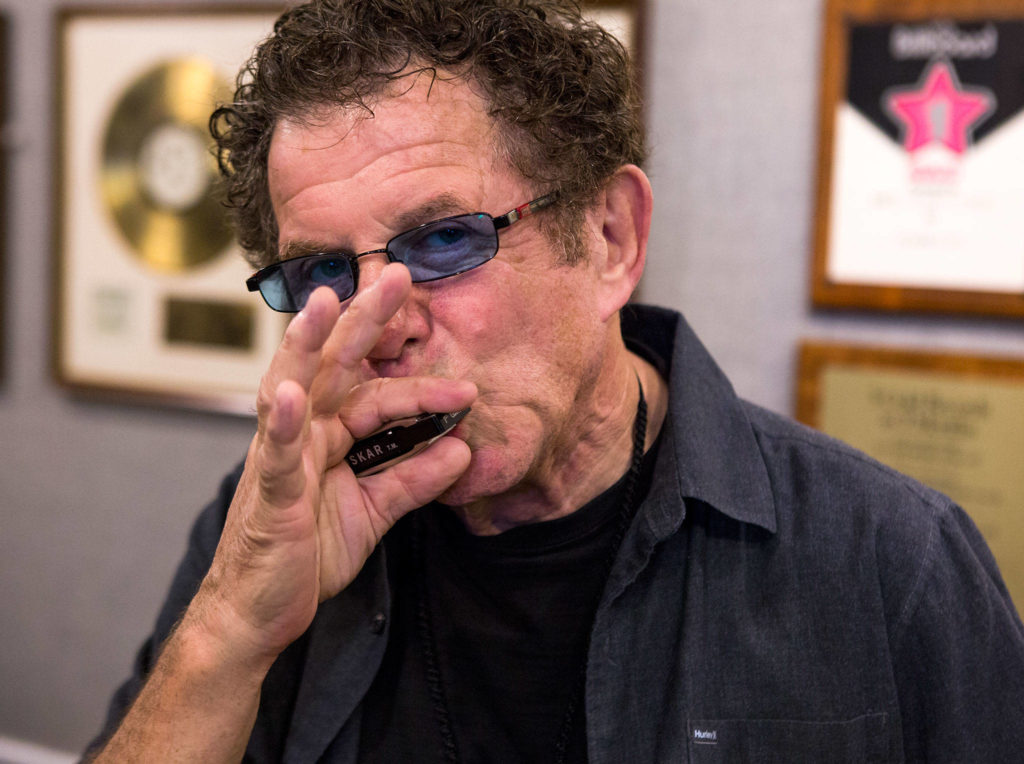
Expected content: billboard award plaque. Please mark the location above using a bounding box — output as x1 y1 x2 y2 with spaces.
812 0 1024 317
55 6 286 414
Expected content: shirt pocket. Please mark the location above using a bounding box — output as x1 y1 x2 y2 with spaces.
686 713 890 763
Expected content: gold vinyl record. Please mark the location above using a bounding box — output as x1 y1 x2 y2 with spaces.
100 58 233 273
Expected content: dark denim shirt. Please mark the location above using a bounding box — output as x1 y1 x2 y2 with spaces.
94 305 1024 762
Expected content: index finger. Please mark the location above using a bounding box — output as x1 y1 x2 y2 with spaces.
256 286 341 428
310 263 412 415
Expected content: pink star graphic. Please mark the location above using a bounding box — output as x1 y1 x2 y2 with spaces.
885 60 994 154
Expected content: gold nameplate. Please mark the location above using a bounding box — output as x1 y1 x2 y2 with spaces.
164 298 254 351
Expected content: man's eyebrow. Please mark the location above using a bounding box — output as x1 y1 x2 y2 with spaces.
276 192 477 260
279 240 336 260
390 192 475 233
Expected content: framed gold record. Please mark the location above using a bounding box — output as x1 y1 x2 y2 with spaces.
54 5 287 414
100 57 235 273
582 0 645 71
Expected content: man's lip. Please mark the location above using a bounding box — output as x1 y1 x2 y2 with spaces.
365 359 422 379
363 359 455 382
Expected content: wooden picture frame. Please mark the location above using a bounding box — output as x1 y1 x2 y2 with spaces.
811 0 1024 317
0 14 6 381
52 2 644 414
583 0 645 75
53 4 287 415
796 340 1024 607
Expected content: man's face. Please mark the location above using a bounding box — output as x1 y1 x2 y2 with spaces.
267 74 609 506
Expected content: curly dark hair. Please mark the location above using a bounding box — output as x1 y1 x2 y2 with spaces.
210 0 646 267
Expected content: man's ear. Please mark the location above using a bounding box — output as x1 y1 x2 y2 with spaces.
594 164 653 321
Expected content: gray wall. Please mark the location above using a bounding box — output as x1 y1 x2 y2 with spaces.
1 0 1022 754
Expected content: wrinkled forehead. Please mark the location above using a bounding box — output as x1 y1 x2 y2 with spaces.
267 70 510 202
276 69 501 156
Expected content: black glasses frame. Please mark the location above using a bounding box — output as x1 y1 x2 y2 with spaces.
246 194 556 312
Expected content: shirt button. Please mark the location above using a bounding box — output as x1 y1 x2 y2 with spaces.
370 612 387 634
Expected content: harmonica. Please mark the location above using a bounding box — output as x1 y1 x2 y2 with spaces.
345 408 470 476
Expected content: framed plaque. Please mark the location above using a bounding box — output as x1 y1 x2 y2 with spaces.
796 341 1024 608
0 14 6 380
811 0 1024 317
53 3 641 414
583 0 644 67
54 5 287 414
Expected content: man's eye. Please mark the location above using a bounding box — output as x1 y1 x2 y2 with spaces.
307 258 348 283
423 227 467 248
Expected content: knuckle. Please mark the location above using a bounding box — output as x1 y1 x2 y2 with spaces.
256 378 276 418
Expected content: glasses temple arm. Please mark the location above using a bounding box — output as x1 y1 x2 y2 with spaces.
492 193 557 230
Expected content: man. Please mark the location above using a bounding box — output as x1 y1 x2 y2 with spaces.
90 1 1024 761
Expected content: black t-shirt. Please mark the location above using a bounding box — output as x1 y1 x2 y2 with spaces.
358 439 659 764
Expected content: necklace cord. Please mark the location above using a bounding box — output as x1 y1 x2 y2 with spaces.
414 535 460 763
552 381 647 762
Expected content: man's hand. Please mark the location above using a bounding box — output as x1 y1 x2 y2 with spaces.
94 264 474 762
197 263 475 663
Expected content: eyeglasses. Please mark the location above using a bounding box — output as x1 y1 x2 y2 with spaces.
246 194 556 312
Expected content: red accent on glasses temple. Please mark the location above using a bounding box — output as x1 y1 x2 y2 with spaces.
514 201 535 218
497 194 555 228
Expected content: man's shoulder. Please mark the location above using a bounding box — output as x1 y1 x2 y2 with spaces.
742 399 952 515
726 402 988 637
734 400 960 574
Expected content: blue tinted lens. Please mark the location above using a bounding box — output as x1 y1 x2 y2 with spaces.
390 214 498 281
257 272 300 312
308 258 350 285
257 254 355 312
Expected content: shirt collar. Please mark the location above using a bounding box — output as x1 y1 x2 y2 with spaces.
622 304 777 537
